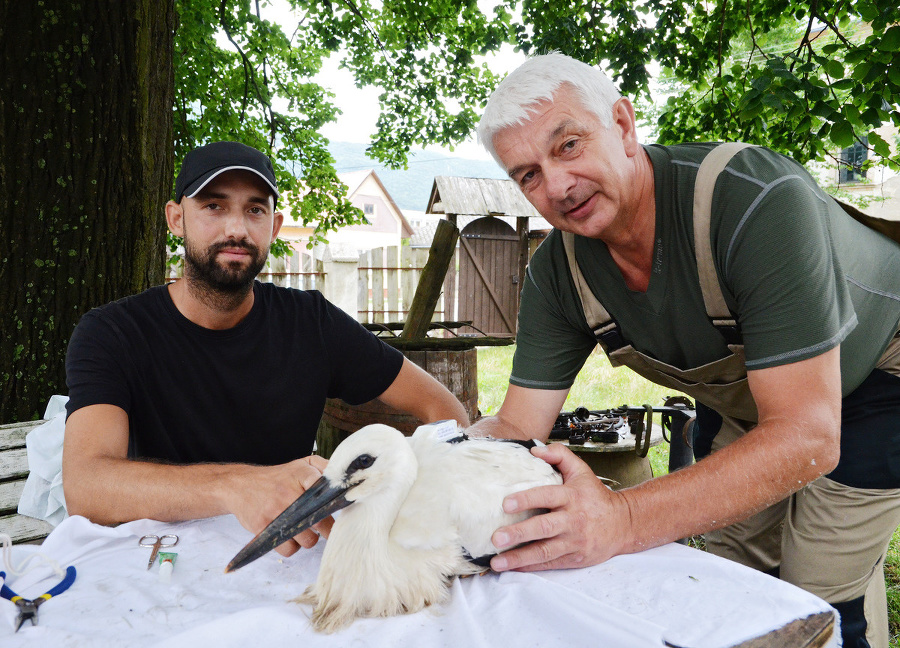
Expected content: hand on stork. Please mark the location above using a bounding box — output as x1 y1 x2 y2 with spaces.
489 443 633 572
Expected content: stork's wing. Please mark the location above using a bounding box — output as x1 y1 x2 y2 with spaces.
391 435 561 561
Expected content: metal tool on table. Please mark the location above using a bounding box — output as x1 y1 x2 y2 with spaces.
0 566 77 632
549 398 696 465
549 406 630 445
550 404 657 454
139 534 179 570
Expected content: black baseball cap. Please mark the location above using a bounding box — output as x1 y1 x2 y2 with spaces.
174 141 279 205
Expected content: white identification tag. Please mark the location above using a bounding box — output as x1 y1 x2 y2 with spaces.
415 419 464 443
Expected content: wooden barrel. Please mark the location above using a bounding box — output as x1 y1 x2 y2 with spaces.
315 348 478 458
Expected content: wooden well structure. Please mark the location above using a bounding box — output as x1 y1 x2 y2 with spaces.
316 219 513 458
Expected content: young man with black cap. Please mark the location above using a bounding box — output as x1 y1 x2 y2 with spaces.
62 141 469 555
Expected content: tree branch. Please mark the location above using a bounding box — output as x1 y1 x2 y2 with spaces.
790 0 818 71
177 87 193 149
254 0 277 146
712 1 739 122
744 0 771 62
218 0 278 135
812 8 854 49
717 0 728 80
338 0 389 57
795 0 817 58
220 0 252 122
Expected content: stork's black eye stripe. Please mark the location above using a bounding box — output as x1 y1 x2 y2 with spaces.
347 454 376 474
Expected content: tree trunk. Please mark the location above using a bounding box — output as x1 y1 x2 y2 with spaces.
0 1 174 422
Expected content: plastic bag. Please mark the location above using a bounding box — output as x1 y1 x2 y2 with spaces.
17 395 69 526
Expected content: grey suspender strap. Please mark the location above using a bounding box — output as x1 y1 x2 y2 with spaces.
563 142 753 350
562 230 625 352
693 142 753 333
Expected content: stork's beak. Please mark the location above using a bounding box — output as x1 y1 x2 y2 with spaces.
225 475 352 573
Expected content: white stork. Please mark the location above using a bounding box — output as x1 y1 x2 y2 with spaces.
226 422 562 633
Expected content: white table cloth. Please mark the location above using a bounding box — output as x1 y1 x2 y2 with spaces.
0 514 837 647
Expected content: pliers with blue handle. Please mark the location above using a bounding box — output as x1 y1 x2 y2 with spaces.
1 566 76 632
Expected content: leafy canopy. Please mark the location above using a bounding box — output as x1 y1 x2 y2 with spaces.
173 0 511 252
175 0 900 245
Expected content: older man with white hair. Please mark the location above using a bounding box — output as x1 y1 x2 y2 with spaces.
471 52 900 648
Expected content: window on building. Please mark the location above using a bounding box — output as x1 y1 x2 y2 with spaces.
363 203 375 215
839 136 868 183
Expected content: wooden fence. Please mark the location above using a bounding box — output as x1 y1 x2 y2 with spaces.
168 250 325 292
170 245 444 326
357 246 436 324
259 250 324 291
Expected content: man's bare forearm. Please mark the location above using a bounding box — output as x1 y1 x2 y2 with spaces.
469 384 566 441
467 414 533 440
376 357 471 428
618 414 837 554
62 403 326 536
63 455 256 525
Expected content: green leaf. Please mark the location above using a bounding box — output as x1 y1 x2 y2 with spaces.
786 101 805 120
857 1 880 22
877 26 900 52
864 63 888 85
762 93 783 110
830 119 855 148
822 59 844 78
811 101 836 119
852 61 874 81
843 104 862 126
740 100 764 121
862 106 884 127
751 75 772 92
869 131 892 158
738 87 762 109
844 49 870 65
890 65 900 87
831 78 856 91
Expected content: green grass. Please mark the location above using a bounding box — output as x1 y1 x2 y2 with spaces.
888 528 900 647
476 344 900 646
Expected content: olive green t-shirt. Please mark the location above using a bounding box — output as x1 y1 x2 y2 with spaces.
511 143 900 397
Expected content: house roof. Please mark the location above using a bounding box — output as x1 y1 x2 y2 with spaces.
407 213 552 248
408 217 440 248
338 170 371 196
339 169 414 238
426 176 542 218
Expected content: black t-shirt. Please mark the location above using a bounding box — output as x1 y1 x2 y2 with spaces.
65 282 404 464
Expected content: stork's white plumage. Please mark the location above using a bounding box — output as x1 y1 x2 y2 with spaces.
226 423 562 632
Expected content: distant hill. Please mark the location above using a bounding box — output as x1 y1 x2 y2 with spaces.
327 141 507 212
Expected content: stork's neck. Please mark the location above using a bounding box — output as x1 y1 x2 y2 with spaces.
323 485 415 577
338 488 406 541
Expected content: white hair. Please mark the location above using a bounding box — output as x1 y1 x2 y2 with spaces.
477 52 622 169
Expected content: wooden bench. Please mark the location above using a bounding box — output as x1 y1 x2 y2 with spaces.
0 420 54 544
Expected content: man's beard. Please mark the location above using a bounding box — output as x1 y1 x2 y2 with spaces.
183 236 268 302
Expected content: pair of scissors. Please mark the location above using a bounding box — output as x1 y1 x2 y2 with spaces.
139 534 179 570
0 566 77 632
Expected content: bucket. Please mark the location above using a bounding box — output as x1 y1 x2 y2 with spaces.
316 348 478 458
